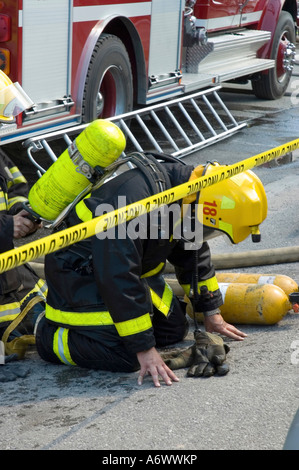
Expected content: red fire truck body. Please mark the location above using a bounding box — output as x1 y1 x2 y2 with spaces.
0 0 296 144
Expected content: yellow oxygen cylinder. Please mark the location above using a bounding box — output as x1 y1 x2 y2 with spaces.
188 282 291 325
216 273 298 300
28 119 126 221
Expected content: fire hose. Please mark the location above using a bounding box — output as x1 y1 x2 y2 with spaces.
30 245 299 279
164 246 299 271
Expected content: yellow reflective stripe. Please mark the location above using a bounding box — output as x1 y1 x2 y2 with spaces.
46 304 114 327
0 281 47 325
141 262 165 278
7 196 28 210
8 166 27 185
53 327 76 366
20 279 47 308
75 195 92 222
181 285 190 296
0 191 7 210
150 282 173 316
36 278 48 295
181 276 219 296
0 302 20 323
115 313 152 337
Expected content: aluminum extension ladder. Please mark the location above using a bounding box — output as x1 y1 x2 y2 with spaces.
24 86 247 176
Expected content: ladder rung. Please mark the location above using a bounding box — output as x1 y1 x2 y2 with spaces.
120 119 144 153
212 91 238 126
164 106 193 146
202 95 228 132
190 98 217 136
150 110 180 152
178 102 205 141
135 114 163 153
24 86 247 176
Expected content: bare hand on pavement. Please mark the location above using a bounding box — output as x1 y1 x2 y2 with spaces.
204 313 247 341
137 347 180 387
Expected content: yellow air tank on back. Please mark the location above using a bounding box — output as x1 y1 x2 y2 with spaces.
28 119 126 221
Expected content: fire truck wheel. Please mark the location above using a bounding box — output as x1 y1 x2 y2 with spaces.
252 11 296 100
82 33 133 121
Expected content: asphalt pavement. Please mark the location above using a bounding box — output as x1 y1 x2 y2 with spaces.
1 50 299 453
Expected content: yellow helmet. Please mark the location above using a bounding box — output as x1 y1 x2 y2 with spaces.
0 70 33 122
188 162 268 244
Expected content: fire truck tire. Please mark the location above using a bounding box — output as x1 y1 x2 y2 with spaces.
252 11 296 100
82 33 133 121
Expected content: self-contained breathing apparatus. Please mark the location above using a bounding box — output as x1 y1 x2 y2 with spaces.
22 122 267 377
24 138 212 338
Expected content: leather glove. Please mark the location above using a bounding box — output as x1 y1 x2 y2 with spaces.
187 330 230 377
4 335 35 360
162 330 230 377
162 345 195 370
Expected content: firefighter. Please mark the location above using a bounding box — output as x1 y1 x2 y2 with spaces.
34 135 267 387
0 147 47 334
0 71 47 381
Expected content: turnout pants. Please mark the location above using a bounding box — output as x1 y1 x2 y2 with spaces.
36 281 188 373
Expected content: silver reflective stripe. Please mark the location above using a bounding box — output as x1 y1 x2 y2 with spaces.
0 306 20 318
57 328 72 365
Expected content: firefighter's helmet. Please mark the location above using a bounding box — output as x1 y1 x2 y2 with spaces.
0 70 33 122
185 161 267 244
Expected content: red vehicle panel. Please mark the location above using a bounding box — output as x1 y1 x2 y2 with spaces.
0 0 296 144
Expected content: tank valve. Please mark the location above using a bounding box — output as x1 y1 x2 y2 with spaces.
289 292 299 313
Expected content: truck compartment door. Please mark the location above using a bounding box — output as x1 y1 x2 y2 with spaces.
21 0 71 104
194 0 241 31
148 0 184 87
239 0 264 27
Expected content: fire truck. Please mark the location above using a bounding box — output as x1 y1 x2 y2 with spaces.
0 0 297 145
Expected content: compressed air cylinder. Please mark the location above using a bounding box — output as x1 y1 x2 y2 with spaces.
216 272 298 299
190 282 290 325
28 119 126 221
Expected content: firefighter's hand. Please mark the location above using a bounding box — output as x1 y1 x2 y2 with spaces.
204 312 247 341
137 347 180 388
13 210 42 239
187 330 230 377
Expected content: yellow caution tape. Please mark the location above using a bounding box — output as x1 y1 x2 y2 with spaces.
0 138 298 274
